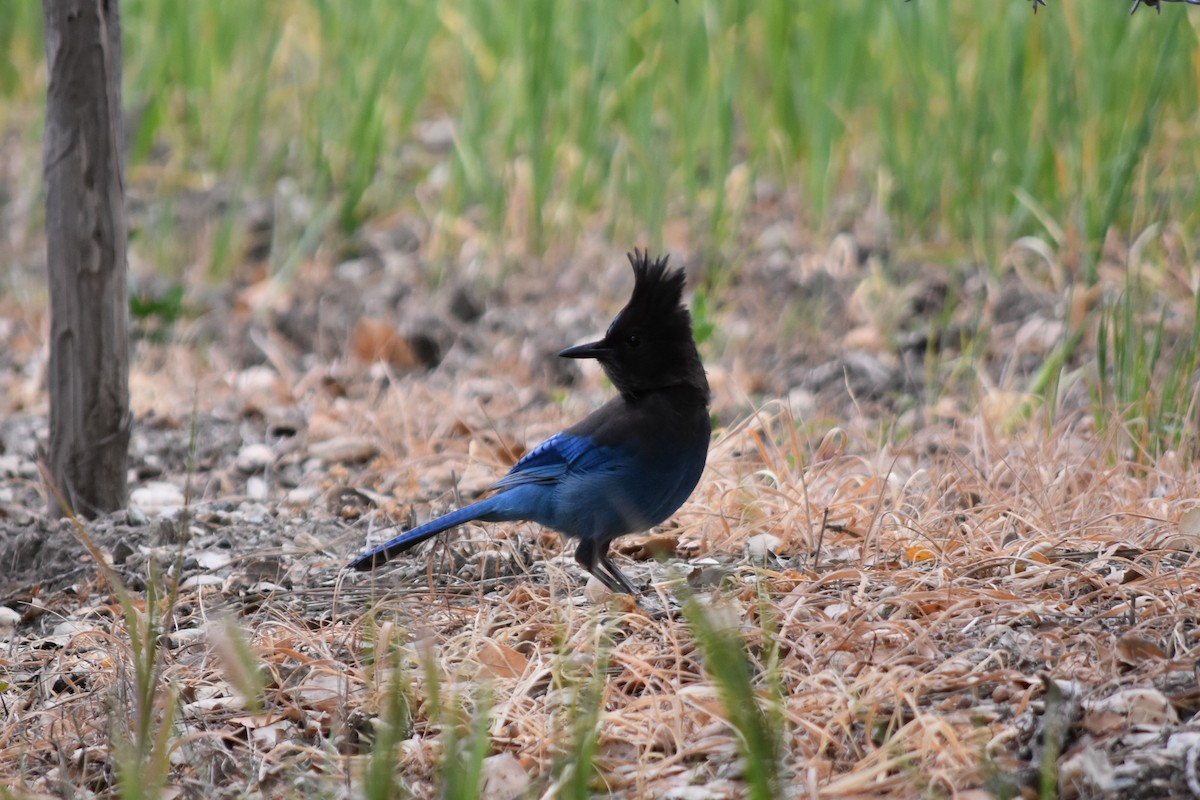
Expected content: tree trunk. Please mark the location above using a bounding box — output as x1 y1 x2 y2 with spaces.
43 0 130 518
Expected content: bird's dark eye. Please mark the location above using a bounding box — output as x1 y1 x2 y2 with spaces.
626 334 641 348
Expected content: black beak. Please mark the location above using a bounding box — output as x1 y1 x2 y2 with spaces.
559 339 611 360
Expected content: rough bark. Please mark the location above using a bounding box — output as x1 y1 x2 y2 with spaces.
42 0 130 518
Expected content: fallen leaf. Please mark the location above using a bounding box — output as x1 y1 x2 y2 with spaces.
1168 507 1200 551
352 317 420 369
229 714 294 748
1115 633 1167 667
183 695 248 718
905 544 936 562
1058 746 1115 798
477 641 528 681
1083 687 1177 735
291 669 349 719
616 531 680 561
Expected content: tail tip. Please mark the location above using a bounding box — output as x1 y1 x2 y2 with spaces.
348 551 386 572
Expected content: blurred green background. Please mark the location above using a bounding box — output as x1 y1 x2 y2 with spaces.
3 2 1197 274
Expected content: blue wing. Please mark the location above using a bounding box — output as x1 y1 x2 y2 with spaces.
489 432 615 491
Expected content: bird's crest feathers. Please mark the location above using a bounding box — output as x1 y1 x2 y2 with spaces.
623 248 687 325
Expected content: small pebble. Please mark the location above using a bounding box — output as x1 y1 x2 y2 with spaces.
746 533 783 559
0 454 21 477
238 503 270 525
236 443 275 473
308 436 379 464
130 482 186 515
687 564 733 590
179 574 224 590
110 539 135 565
246 476 269 500
285 487 318 506
195 550 232 571
585 575 614 604
0 606 21 637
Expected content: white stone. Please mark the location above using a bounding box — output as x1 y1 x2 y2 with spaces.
246 476 269 500
0 605 21 637
746 532 783 559
130 481 186 515
236 443 275 473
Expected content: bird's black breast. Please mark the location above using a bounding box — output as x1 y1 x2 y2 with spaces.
562 386 711 532
567 387 709 455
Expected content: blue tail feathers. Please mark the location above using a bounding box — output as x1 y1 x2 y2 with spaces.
348 498 501 571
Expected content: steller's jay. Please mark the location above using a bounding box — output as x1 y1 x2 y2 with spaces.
348 249 711 594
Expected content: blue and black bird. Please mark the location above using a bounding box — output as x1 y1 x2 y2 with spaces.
348 250 711 594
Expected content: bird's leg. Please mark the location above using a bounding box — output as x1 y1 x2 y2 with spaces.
596 549 641 596
575 539 638 595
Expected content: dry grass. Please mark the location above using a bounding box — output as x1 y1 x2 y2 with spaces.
4 373 1199 797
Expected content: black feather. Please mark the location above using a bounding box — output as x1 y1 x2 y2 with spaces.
569 248 709 402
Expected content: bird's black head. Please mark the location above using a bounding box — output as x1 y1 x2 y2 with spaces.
560 249 710 402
